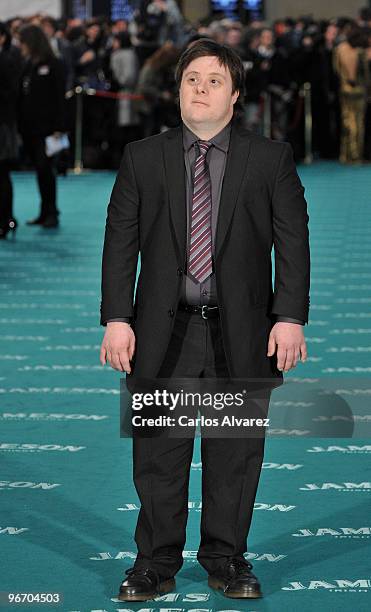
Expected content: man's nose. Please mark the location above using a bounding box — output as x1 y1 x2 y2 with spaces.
195 80 208 94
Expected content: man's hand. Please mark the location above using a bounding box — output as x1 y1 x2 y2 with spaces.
267 322 307 372
100 322 135 373
79 50 95 64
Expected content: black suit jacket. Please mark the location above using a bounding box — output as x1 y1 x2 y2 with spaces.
100 120 310 391
18 56 66 137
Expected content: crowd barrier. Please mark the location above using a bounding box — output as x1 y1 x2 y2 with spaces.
65 82 313 172
65 86 145 174
261 82 313 164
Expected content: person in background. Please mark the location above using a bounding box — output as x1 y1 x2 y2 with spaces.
358 6 371 28
0 21 22 239
336 16 356 44
17 24 66 227
242 28 270 133
135 41 180 137
73 20 108 86
8 17 23 44
312 21 340 159
40 16 75 176
72 20 113 166
40 16 75 92
224 24 244 56
112 19 129 36
333 24 370 163
207 20 228 45
107 19 129 55
138 0 185 47
258 28 294 142
109 32 141 166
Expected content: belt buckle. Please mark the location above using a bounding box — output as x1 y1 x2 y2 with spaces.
201 305 208 320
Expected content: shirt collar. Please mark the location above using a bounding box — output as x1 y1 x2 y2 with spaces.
182 120 231 153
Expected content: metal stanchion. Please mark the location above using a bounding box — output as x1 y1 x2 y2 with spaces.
73 85 84 174
303 82 313 164
262 91 271 139
65 87 144 174
65 85 88 175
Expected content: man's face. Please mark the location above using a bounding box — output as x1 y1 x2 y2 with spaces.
87 24 100 41
260 29 273 47
41 22 54 38
113 20 127 33
325 24 338 44
179 55 239 131
225 28 241 48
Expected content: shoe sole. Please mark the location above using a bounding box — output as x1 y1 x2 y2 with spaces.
117 578 176 601
208 576 262 598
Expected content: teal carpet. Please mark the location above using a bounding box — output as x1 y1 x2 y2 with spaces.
1 162 371 611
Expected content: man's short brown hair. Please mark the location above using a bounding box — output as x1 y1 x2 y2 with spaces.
175 37 245 98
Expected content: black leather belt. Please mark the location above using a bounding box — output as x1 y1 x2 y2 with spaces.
178 304 220 319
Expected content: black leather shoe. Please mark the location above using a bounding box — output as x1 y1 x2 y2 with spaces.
117 567 176 601
0 221 17 239
208 558 262 598
26 216 45 225
42 215 59 228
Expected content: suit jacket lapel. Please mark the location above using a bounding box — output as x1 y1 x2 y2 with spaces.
163 126 187 266
162 122 252 266
215 122 251 261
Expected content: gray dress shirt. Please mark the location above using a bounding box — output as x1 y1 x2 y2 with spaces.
105 121 304 326
181 120 230 306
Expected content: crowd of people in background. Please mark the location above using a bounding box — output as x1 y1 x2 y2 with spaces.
1 1 371 238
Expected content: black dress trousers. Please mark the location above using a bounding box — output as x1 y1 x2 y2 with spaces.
22 133 58 220
131 308 270 578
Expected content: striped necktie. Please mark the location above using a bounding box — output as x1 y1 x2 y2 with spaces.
187 140 213 284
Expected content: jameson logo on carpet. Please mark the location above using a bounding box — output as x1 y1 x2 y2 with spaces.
117 501 296 512
292 527 371 538
282 580 371 592
89 550 286 562
307 445 371 453
66 592 248 612
191 461 303 470
66 594 250 612
0 412 109 421
300 482 371 491
0 526 29 535
0 443 86 453
0 480 61 490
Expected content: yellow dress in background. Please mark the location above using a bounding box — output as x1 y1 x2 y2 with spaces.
333 42 370 163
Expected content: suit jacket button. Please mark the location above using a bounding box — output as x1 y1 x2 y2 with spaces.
168 309 174 317
177 267 183 276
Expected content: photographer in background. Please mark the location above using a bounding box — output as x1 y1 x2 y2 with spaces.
17 24 66 228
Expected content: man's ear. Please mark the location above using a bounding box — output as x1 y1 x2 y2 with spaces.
232 89 239 105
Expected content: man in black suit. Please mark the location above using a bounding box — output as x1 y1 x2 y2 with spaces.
100 39 310 601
